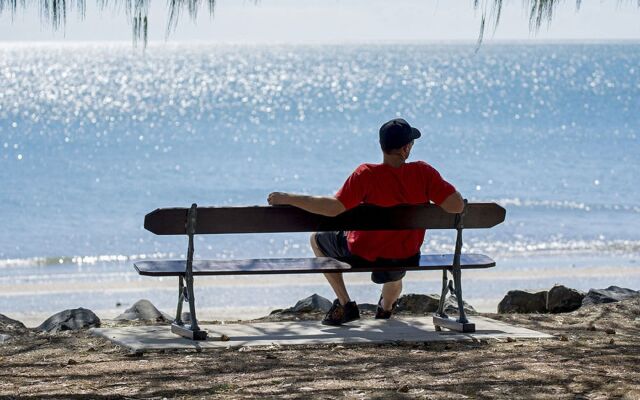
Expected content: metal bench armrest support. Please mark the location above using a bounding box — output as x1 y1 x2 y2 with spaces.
433 200 475 332
171 203 208 340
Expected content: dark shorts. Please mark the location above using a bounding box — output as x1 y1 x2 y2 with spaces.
314 231 418 284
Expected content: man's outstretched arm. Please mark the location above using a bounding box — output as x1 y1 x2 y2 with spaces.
267 192 346 217
439 191 464 214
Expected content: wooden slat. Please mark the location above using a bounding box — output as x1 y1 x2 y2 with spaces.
144 203 506 235
135 257 351 276
134 253 495 277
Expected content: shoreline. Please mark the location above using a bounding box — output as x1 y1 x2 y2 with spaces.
2 253 639 328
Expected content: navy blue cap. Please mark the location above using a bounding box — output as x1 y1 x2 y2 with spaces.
379 118 421 151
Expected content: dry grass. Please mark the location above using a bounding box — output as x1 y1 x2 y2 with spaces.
1 297 639 399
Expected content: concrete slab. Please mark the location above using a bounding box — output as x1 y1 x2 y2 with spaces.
91 316 552 353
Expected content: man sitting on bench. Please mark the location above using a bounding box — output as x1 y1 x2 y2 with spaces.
267 118 464 325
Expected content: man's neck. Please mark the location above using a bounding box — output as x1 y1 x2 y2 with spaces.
382 155 406 168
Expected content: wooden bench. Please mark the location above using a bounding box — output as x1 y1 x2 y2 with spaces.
135 201 506 340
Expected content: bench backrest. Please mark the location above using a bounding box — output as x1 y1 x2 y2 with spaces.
144 203 506 235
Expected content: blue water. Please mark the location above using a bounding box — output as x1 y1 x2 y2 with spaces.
1 42 639 317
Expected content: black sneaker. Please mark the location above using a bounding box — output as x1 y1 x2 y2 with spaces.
375 296 397 320
322 299 360 326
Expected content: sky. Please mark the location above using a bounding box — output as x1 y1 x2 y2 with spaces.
0 0 639 43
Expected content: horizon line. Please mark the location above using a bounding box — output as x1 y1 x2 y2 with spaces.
2 38 640 47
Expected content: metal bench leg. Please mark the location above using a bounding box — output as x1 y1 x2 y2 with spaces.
452 267 469 324
436 268 448 316
433 269 449 331
171 204 208 341
433 201 475 333
174 275 185 325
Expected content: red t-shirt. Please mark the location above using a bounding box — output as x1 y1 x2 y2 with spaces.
335 161 456 262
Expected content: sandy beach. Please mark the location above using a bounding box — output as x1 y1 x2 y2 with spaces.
1 295 639 399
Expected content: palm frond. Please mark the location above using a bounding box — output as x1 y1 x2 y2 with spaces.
0 1 637 48
0 0 215 47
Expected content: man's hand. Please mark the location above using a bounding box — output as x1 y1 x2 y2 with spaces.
267 192 291 206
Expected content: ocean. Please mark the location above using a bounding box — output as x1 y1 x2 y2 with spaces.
1 42 639 323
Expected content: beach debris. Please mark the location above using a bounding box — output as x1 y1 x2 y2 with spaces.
396 294 476 315
0 314 27 333
397 384 410 393
0 334 10 344
546 285 585 313
220 334 230 341
114 299 173 323
582 286 639 306
498 289 548 314
37 308 101 333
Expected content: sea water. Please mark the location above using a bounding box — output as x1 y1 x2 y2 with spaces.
1 42 639 321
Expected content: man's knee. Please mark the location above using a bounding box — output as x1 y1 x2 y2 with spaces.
372 270 406 284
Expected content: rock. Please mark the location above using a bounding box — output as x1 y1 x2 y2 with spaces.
290 294 333 313
498 289 548 313
605 328 616 335
396 294 440 314
0 334 10 344
546 285 585 313
0 314 27 333
38 308 101 333
358 303 378 312
582 286 639 306
396 294 475 315
180 312 191 324
115 299 173 323
444 296 476 314
272 294 333 315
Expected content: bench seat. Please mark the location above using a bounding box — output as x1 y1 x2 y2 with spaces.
134 253 495 277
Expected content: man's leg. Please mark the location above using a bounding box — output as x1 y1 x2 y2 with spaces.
381 280 402 311
310 233 351 306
